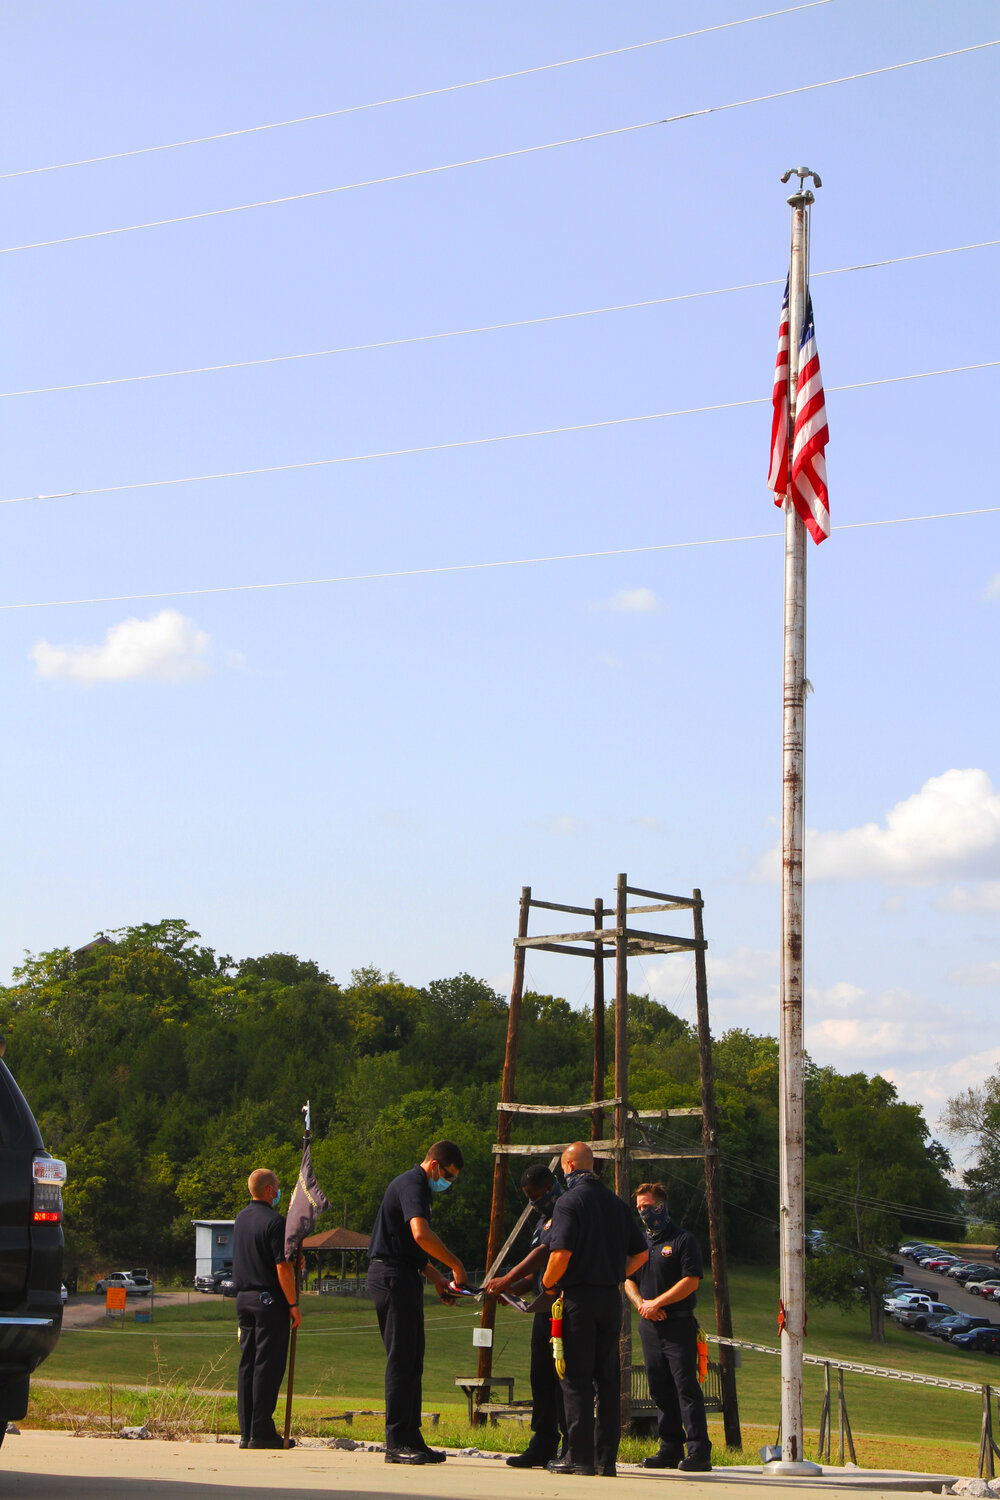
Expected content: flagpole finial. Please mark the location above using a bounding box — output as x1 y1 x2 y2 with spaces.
301 1100 311 1134
781 166 821 208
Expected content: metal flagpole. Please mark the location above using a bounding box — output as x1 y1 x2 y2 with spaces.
282 1100 310 1449
766 167 822 1478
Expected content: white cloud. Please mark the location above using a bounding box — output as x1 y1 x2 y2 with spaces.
602 587 660 613
547 815 584 838
984 571 1000 601
937 882 1000 912
757 769 1000 884
806 984 953 1062
950 961 1000 987
31 610 211 684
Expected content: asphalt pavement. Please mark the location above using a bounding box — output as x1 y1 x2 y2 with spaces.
893 1257 1000 1326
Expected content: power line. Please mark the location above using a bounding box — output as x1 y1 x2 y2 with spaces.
4 238 996 401
4 41 996 256
0 3 835 181
2 504 998 614
6 359 996 507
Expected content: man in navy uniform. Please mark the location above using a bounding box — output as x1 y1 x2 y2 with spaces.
540 1142 648 1477
233 1168 302 1450
625 1180 712 1472
367 1140 467 1465
485 1162 567 1468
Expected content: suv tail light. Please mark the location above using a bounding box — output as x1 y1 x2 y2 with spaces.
32 1156 66 1223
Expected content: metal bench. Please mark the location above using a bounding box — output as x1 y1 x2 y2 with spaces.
628 1359 725 1435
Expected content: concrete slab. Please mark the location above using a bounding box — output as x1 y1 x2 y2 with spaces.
0 1433 959 1499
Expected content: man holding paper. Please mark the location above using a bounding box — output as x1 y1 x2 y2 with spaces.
366 1141 466 1466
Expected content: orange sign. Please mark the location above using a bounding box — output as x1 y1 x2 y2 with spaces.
105 1287 127 1312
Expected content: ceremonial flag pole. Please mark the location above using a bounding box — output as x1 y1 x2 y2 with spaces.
282 1101 330 1449
765 167 828 1476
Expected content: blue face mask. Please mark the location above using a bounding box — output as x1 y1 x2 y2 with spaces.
564 1169 593 1190
430 1170 453 1193
639 1204 668 1233
531 1184 562 1219
272 1188 281 1207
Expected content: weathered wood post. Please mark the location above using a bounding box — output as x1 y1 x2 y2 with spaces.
615 873 632 1434
692 888 742 1450
475 885 531 1420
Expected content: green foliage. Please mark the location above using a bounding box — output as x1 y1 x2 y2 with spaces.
806 1071 958 1340
0 919 958 1288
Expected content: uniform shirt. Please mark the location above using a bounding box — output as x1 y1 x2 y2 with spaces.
232 1200 287 1294
529 1211 556 1299
633 1216 702 1315
547 1172 647 1288
368 1164 432 1270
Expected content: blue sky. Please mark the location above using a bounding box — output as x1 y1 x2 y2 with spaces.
1 1 997 1154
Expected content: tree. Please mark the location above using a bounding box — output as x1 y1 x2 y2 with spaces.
941 1078 1000 1229
807 1071 957 1341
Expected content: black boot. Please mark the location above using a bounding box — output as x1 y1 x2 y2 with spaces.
507 1441 557 1469
644 1445 684 1469
678 1446 712 1473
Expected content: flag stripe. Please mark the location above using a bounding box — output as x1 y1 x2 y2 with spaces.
768 284 829 544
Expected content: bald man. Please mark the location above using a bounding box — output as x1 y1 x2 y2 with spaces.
233 1168 302 1450
541 1143 648 1476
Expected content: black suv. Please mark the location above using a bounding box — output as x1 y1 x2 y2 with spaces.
0 1044 65 1444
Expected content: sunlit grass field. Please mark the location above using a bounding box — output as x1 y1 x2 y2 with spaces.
28 1265 997 1473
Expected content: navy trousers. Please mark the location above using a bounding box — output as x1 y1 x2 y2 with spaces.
558 1284 622 1469
367 1261 426 1451
236 1291 290 1443
638 1314 710 1454
529 1308 566 1452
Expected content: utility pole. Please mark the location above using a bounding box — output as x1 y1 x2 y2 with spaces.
768 166 822 1478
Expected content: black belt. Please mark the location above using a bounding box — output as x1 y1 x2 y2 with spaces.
369 1256 420 1271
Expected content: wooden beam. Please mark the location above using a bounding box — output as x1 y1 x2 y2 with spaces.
625 901 698 915
620 926 701 948
625 885 697 905
517 940 617 959
528 898 595 917
516 928 613 948
634 1107 702 1119
493 1139 622 1155
497 1099 621 1116
630 1147 713 1160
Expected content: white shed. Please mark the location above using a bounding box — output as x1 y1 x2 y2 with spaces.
192 1219 235 1279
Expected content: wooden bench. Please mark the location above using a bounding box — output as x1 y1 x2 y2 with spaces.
454 1377 515 1424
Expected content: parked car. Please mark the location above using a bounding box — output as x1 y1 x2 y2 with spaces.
952 1326 1000 1354
194 1269 231 1294
946 1262 982 1280
895 1301 955 1330
885 1293 933 1314
0 1041 65 1446
932 1315 993 1342
921 1255 961 1272
901 1244 939 1261
968 1281 1000 1298
959 1266 1000 1286
94 1272 150 1297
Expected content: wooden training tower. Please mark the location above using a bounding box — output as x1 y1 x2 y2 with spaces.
475 874 742 1447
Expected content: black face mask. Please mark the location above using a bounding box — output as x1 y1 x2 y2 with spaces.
639 1204 669 1233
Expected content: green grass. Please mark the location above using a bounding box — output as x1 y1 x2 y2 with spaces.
29 1269 1000 1473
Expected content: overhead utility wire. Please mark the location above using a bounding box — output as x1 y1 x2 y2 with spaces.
649 1120 970 1225
5 238 995 401
0 2 834 180
3 504 998 614
3 40 996 256
6 359 996 507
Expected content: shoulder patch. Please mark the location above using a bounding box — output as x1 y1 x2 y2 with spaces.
544 1219 552 1230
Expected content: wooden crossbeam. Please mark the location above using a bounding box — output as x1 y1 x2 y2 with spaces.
498 1099 621 1116
634 1107 702 1118
528 898 595 917
491 1142 712 1159
626 886 697 906
516 926 702 953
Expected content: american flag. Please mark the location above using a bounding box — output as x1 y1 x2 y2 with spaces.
768 284 830 544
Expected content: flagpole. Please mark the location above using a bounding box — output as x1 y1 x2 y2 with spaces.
768 169 822 1477
282 1101 310 1450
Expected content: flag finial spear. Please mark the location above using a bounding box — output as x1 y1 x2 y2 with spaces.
301 1100 311 1135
